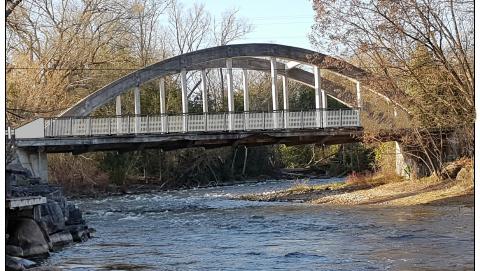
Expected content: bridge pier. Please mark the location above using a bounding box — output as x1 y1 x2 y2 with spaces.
16 149 48 183
395 141 409 178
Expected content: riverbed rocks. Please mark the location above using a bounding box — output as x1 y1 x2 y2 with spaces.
49 231 74 248
6 161 94 270
40 200 66 234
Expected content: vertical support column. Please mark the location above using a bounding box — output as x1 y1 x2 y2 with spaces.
242 69 249 112
16 149 49 183
201 70 208 132
159 77 167 133
226 59 234 130
393 107 407 178
314 66 322 127
181 69 188 132
321 89 327 127
115 95 122 133
271 57 279 129
356 80 362 126
242 68 249 130
201 70 208 113
356 81 362 108
38 150 48 183
282 75 289 128
134 83 141 134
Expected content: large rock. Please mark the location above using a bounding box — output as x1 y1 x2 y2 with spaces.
65 204 84 225
6 256 36 271
40 200 66 234
49 231 73 248
7 218 50 257
456 167 474 185
66 224 90 242
6 245 23 257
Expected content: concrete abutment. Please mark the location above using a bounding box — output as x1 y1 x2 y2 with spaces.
16 149 48 183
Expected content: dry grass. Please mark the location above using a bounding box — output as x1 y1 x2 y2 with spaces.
345 171 403 187
49 154 110 194
239 163 473 206
311 168 473 206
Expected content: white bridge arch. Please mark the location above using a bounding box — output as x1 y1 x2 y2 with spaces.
16 43 367 139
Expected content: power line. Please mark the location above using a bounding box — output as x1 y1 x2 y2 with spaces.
7 66 312 72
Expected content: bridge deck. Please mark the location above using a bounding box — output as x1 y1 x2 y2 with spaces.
15 127 363 153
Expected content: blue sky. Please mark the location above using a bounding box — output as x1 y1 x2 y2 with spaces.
181 0 316 49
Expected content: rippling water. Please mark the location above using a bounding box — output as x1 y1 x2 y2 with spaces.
43 178 474 270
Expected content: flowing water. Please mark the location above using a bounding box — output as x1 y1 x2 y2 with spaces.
43 179 474 270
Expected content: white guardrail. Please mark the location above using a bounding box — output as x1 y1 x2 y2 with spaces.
14 109 360 139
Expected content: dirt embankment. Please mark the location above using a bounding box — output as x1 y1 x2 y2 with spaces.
239 160 474 207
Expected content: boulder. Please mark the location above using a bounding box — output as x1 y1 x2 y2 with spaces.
6 255 25 271
6 245 23 257
65 204 84 225
71 229 90 242
66 224 90 242
456 167 474 185
6 255 36 271
440 162 463 179
49 231 73 248
40 200 66 234
7 218 50 257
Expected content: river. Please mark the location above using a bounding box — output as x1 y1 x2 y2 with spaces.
42 178 474 270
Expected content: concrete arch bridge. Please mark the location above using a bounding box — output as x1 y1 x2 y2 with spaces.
12 43 392 182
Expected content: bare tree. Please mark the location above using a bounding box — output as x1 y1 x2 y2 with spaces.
213 8 253 46
311 0 473 127
5 0 22 18
167 0 211 55
310 0 474 175
130 0 171 66
212 8 253 110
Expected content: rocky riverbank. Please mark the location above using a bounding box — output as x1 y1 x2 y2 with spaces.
238 160 474 207
6 165 94 271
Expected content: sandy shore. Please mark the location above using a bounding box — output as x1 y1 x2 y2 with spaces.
238 170 474 207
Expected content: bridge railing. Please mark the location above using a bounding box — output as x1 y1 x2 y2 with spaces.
17 109 360 138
